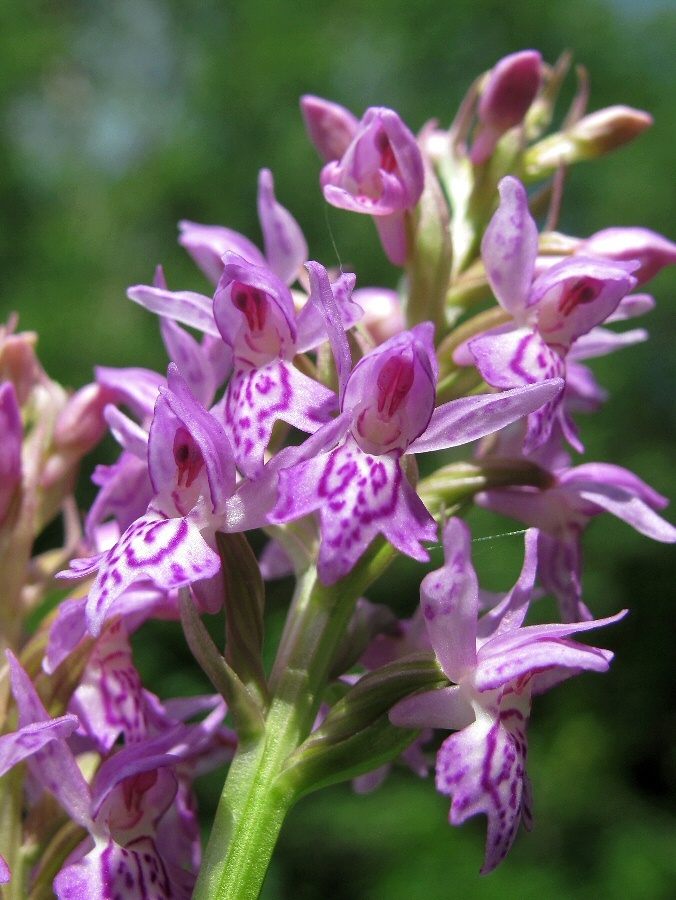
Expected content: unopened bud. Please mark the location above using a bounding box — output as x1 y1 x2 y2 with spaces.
470 50 543 166
300 95 359 163
54 382 115 455
524 105 652 175
0 327 41 406
0 382 23 526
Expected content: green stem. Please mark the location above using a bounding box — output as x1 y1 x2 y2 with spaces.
193 542 396 900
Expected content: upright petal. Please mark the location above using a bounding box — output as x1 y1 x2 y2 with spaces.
257 168 308 285
481 176 538 317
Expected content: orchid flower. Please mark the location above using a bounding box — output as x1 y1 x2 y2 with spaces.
269 262 564 584
391 519 625 872
477 459 676 621
60 365 240 635
462 176 637 453
308 102 425 265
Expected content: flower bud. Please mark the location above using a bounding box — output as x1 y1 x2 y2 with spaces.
54 383 116 455
300 95 359 163
470 50 543 166
524 106 652 175
0 325 41 406
0 382 22 527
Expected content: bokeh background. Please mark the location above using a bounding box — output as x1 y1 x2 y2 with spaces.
2 0 675 897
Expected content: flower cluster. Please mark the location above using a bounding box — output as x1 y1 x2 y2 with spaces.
1 50 675 897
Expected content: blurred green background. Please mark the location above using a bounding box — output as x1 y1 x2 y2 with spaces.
2 0 675 897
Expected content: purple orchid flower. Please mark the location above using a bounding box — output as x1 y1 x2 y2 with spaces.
268 262 564 585
477 460 676 621
210 252 352 476
463 176 637 453
390 519 625 873
317 105 425 265
60 365 240 635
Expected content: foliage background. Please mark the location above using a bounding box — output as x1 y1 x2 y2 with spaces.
1 0 675 897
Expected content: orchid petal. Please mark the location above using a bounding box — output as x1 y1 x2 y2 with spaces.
481 176 538 316
420 518 478 682
178 219 267 284
7 651 93 830
390 685 473 731
257 168 308 285
436 703 531 874
305 261 353 402
83 515 221 636
126 285 219 336
408 379 563 453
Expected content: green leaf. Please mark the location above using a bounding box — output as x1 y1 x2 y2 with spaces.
179 588 265 744
216 531 269 711
278 654 446 798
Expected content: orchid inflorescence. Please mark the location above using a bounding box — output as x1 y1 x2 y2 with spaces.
1 49 675 899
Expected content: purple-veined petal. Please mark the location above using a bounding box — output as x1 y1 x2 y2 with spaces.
54 836 178 900
408 378 564 454
468 327 564 391
269 436 436 584
390 684 474 731
536 530 589 622
419 518 478 682
435 698 531 874
475 638 613 692
68 619 148 752
83 514 221 636
257 168 308 285
481 176 538 317
561 462 669 509
178 219 266 284
127 285 219 336
221 359 336 478
225 411 353 533
7 651 93 830
0 855 8 884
